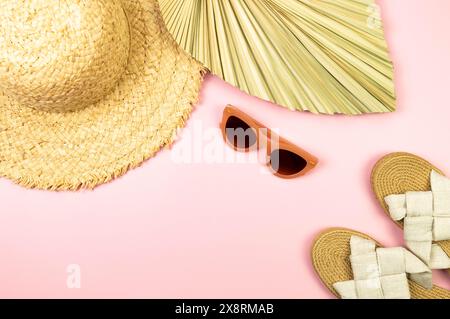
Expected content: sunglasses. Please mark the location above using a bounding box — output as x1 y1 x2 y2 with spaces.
220 105 318 179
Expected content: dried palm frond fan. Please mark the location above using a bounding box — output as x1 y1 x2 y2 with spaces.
159 0 395 115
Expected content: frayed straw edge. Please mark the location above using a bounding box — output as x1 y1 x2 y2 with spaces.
2 68 208 192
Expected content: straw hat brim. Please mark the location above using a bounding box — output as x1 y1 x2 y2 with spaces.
311 228 450 299
0 0 205 190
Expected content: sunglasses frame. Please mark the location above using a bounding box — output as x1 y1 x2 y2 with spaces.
220 105 318 179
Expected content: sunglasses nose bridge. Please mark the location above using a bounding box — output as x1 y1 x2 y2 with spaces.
256 127 270 148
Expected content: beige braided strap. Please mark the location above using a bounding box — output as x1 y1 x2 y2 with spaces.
333 236 431 299
385 171 450 269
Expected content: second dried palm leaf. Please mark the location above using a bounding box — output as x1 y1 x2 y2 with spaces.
160 0 396 115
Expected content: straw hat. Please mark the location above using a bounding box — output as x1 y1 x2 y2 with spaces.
0 0 205 190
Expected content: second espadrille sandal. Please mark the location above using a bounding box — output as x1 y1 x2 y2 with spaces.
371 153 450 274
312 228 450 299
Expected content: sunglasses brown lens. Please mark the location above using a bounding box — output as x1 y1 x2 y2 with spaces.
270 149 308 176
225 116 257 149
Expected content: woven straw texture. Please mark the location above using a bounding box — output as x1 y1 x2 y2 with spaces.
312 228 450 299
0 0 205 190
371 153 450 271
159 0 395 115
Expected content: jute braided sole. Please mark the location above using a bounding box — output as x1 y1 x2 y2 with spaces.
311 228 450 299
371 152 450 274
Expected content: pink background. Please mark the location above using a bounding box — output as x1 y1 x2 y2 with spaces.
1 0 450 298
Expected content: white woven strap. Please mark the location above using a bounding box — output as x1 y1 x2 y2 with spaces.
385 170 450 269
333 236 432 299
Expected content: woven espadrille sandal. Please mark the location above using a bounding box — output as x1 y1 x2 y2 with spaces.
371 153 450 274
312 228 450 299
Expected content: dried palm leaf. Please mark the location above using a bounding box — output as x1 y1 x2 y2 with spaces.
159 0 395 115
